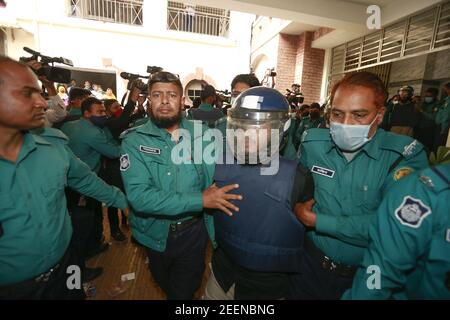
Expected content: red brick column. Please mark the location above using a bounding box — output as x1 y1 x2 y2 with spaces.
300 32 325 105
275 34 299 93
275 32 325 105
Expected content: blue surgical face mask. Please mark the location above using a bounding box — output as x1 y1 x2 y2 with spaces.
424 97 434 103
90 115 108 128
330 114 379 152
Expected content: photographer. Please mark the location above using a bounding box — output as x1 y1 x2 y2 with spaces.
26 60 68 127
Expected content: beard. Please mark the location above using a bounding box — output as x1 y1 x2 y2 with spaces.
149 109 182 128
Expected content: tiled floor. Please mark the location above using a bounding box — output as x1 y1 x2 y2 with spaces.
86 212 212 300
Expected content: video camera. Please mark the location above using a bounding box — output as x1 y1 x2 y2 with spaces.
285 84 304 109
20 47 73 83
216 89 231 104
120 66 163 95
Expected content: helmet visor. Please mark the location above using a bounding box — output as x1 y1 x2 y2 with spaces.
226 117 290 164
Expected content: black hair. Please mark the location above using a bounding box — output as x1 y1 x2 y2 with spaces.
103 99 119 112
81 97 103 114
310 102 321 110
200 85 216 101
231 74 260 90
69 87 91 102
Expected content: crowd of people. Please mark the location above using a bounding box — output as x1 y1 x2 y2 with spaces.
0 55 449 300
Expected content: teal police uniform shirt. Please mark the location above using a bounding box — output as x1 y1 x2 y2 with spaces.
418 100 440 129
120 118 217 252
299 128 429 266
0 128 127 286
61 118 121 173
342 164 450 299
436 96 450 133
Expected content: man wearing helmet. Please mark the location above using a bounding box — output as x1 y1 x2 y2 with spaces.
203 87 314 300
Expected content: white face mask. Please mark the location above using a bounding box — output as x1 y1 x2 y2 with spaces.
330 114 379 152
424 97 434 103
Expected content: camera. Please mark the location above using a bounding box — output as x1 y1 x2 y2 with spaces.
120 71 150 94
19 47 73 83
285 84 304 109
120 66 163 95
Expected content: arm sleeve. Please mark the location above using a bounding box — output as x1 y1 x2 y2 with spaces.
342 176 432 300
291 164 314 205
106 100 136 131
120 138 203 216
45 95 68 125
65 147 128 210
316 211 377 247
316 148 429 247
87 130 121 159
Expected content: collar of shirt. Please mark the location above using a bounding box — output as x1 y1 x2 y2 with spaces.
325 129 381 160
2 132 51 164
198 103 215 111
136 117 203 140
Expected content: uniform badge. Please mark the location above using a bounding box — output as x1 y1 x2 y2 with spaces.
446 229 450 243
394 167 413 181
120 154 130 171
139 145 161 155
419 175 434 188
311 165 335 178
403 140 418 157
395 196 432 228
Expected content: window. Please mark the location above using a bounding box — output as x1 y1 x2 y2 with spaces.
69 0 144 26
186 80 207 105
167 1 230 37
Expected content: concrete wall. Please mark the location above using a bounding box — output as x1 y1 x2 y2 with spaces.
388 48 450 98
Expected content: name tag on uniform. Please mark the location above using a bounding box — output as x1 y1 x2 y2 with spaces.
139 145 161 155
446 229 450 243
311 165 335 178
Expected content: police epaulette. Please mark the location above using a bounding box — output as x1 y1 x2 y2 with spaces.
119 126 140 140
32 127 69 141
380 131 423 158
301 128 331 143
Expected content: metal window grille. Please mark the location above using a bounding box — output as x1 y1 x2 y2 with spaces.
69 0 143 26
167 1 230 37
329 1 450 80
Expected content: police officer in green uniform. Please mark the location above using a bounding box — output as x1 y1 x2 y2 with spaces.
415 87 440 153
294 103 326 149
342 163 450 299
120 71 242 300
187 84 224 127
61 97 122 255
435 83 450 149
0 57 127 299
289 72 429 299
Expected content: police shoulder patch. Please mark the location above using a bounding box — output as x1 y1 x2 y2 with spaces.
139 145 161 155
119 126 139 140
120 154 130 171
393 167 414 181
395 196 432 228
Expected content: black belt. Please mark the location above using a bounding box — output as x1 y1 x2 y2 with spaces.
304 236 357 278
0 248 68 295
169 216 202 233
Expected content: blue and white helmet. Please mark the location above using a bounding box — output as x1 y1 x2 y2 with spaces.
226 86 291 163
